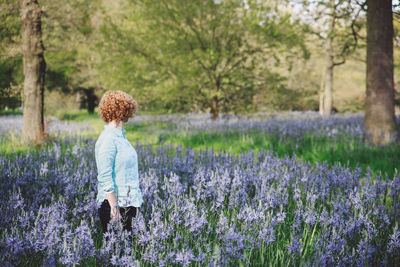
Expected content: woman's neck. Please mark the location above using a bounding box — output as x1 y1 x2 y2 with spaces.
108 120 123 130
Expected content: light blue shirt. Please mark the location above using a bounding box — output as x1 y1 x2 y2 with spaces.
95 124 143 208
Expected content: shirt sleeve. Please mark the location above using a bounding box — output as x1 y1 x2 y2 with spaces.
96 137 117 193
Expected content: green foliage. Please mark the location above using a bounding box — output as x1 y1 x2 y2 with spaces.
53 108 99 121
0 0 375 114
0 57 23 109
0 0 23 109
41 0 103 90
0 1 20 41
44 50 79 93
0 109 22 115
98 0 308 115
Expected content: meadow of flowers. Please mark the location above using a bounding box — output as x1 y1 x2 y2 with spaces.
131 111 368 140
0 114 399 266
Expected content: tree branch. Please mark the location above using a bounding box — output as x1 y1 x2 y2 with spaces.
304 26 325 40
333 57 346 66
354 0 367 11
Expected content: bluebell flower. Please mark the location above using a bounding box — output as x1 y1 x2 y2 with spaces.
287 235 302 254
388 224 400 254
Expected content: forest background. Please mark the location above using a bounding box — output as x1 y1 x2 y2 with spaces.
1 0 400 117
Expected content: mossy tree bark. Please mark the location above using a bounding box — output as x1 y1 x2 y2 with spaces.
364 0 398 144
20 0 46 143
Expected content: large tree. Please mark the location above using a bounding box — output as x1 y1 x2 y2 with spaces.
99 0 308 119
363 0 398 144
20 0 46 143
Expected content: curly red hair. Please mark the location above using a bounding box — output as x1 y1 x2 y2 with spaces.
98 90 138 123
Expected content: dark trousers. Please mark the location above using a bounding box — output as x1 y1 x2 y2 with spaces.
98 199 138 234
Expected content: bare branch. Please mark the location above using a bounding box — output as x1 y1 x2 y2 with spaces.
333 58 346 66
354 0 367 11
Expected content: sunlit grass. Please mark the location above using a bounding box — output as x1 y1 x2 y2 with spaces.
160 130 400 179
0 109 23 116
52 108 99 121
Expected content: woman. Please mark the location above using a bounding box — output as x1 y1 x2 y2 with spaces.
95 90 143 234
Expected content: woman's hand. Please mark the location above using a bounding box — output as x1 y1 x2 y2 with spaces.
105 191 121 223
110 206 122 223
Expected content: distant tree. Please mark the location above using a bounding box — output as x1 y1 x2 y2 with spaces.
41 0 103 114
1 0 102 116
294 0 365 116
20 0 46 143
75 86 99 113
363 0 398 144
99 0 308 119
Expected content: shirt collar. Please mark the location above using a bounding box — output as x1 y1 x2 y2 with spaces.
104 124 126 137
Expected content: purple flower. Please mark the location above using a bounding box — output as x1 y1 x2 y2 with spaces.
175 249 194 266
388 224 400 254
287 235 302 254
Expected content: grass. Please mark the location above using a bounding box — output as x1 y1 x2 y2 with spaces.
161 130 400 180
0 133 75 157
0 109 22 116
50 108 167 122
52 108 99 121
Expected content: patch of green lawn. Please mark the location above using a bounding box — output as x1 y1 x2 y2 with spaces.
0 109 22 116
52 109 99 121
160 130 400 179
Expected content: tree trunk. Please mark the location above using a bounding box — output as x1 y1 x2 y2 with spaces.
210 96 219 121
319 70 325 115
321 4 335 117
323 37 334 116
319 92 324 115
20 0 46 143
364 0 398 145
85 87 96 114
320 0 336 117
